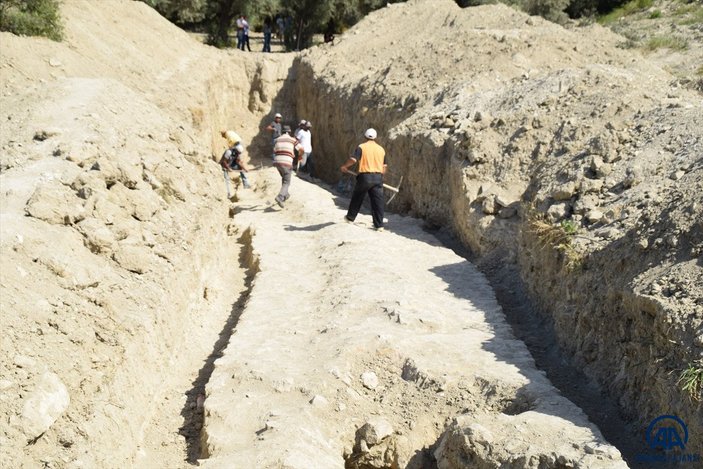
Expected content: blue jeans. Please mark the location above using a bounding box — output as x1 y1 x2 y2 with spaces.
237 30 244 49
223 169 249 197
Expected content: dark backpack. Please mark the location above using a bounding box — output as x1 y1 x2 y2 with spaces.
220 147 242 170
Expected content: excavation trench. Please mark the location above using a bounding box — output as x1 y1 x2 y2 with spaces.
196 162 626 468
189 54 632 468
4 2 700 468
149 47 633 467
180 228 260 463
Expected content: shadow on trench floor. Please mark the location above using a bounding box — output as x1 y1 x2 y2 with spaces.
178 231 258 464
428 226 650 469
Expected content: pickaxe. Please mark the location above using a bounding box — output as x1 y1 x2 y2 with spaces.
346 171 403 204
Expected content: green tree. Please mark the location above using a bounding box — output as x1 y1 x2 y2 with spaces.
524 0 570 22
140 0 208 25
0 0 63 41
276 0 396 50
203 0 243 47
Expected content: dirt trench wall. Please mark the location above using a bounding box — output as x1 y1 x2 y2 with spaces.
293 36 703 459
295 61 469 244
0 1 294 466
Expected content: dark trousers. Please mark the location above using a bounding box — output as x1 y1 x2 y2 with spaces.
274 164 292 202
346 173 384 228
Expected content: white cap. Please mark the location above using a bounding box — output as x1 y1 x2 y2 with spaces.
274 113 282 118
364 128 377 140
234 143 244 153
299 119 307 126
305 121 312 128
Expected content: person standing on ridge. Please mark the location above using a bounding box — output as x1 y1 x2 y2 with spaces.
242 15 252 51
263 17 272 52
265 112 283 160
272 125 302 208
340 128 387 231
235 15 245 50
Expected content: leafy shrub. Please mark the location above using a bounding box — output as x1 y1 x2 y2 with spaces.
0 0 63 41
524 0 571 22
649 9 661 18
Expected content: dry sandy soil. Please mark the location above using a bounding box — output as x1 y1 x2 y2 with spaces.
0 0 701 468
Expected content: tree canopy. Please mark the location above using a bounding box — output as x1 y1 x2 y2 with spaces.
0 0 63 41
0 0 645 44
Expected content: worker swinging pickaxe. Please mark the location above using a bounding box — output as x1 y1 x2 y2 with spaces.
345 170 403 204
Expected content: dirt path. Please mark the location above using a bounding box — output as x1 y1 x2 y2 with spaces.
195 169 627 468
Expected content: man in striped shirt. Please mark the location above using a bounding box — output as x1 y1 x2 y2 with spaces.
273 125 302 208
340 128 387 231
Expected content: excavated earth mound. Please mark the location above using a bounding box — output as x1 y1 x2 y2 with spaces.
296 0 702 458
1 1 292 467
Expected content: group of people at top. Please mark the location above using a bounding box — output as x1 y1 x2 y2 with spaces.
219 112 388 232
235 15 290 53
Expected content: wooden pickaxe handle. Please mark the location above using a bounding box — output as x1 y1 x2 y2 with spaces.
345 171 400 193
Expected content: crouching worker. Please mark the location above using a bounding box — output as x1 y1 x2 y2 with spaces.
220 142 250 197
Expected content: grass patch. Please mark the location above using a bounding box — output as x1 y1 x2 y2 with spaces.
599 0 654 24
673 3 700 16
645 35 689 51
697 65 703 77
678 362 703 402
527 214 584 271
677 7 703 25
560 219 578 235
649 9 662 19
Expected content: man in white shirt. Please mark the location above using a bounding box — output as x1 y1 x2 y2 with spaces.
296 121 313 176
235 15 244 50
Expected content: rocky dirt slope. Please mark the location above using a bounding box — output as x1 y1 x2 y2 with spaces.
0 1 292 467
297 0 702 458
604 0 703 88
